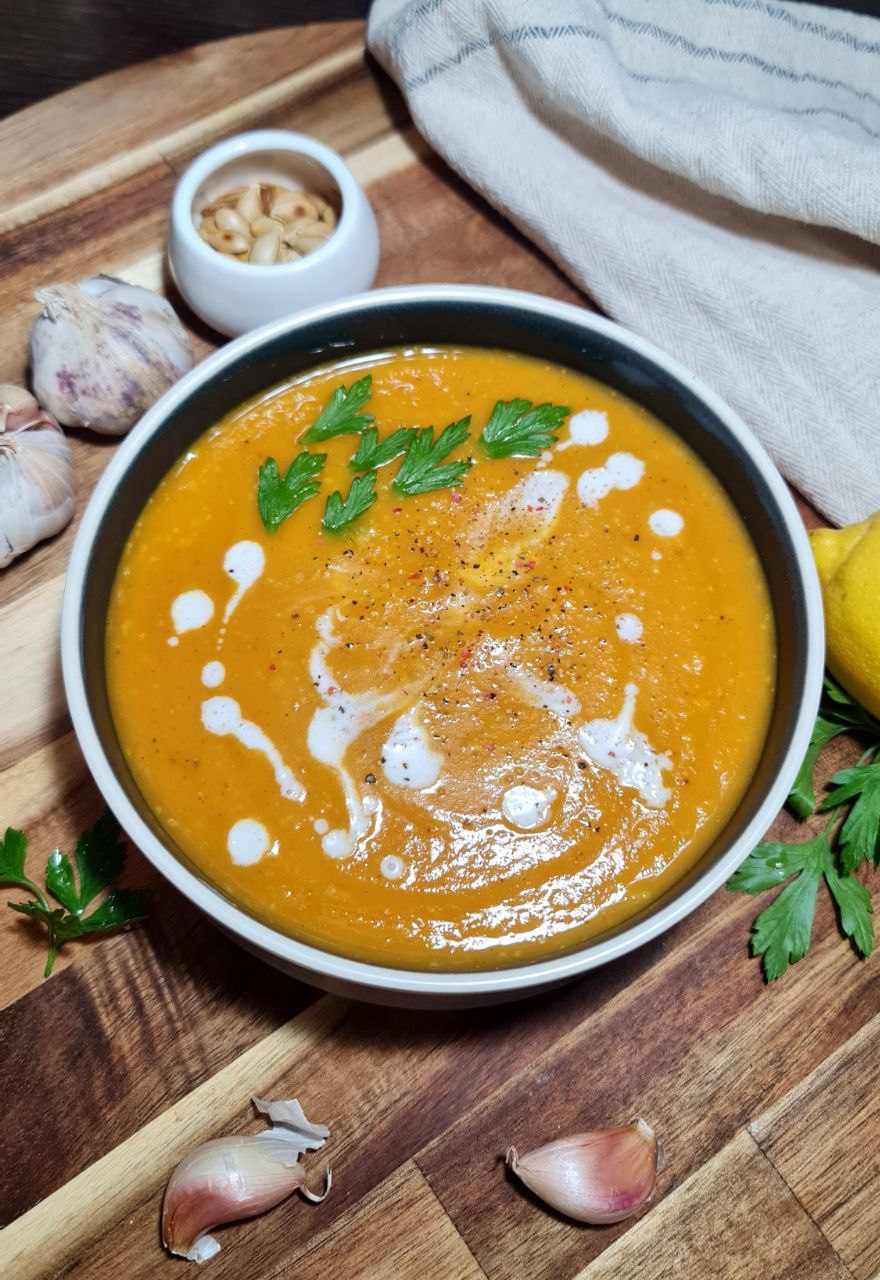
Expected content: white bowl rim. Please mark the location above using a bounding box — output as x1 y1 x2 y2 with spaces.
61 283 825 997
170 128 362 278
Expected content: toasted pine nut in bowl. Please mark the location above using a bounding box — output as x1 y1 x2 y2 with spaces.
168 130 380 338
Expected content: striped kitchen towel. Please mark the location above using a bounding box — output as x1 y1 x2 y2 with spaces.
368 0 880 526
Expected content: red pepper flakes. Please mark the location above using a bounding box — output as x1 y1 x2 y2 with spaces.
268 663 277 671
326 684 338 696
484 740 495 752
450 491 462 503
409 570 422 580
459 646 473 668
393 507 403 514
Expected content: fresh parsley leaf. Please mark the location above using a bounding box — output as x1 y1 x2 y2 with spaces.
60 889 150 936
46 849 79 914
820 674 880 734
2 811 148 976
824 863 874 958
788 715 851 819
746 832 829 981
258 451 326 533
823 673 854 707
0 827 29 885
302 375 374 443
822 762 880 871
349 427 416 472
322 471 378 533
392 418 472 496
727 840 814 895
73 810 129 910
479 398 570 459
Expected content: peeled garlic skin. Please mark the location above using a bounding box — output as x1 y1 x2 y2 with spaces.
0 385 76 569
162 1135 309 1262
506 1119 660 1225
30 275 193 435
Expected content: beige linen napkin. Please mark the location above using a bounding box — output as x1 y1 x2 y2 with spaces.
368 0 880 525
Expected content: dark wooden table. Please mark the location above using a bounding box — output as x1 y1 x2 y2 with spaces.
1 21 878 1280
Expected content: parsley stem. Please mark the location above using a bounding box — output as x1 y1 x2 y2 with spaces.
44 941 59 978
19 876 50 912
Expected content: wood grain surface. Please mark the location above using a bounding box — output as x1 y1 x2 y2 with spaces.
0 22 876 1280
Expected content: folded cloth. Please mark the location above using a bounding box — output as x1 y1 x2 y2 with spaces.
368 0 880 526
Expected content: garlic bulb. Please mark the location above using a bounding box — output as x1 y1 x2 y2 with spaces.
30 275 193 435
506 1118 662 1224
162 1097 331 1263
0 384 76 569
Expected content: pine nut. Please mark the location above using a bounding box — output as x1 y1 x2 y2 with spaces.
270 191 319 222
249 230 282 264
251 215 284 237
206 228 250 256
295 234 330 255
236 183 263 224
216 207 251 236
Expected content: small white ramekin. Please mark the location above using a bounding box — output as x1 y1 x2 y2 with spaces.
168 130 380 338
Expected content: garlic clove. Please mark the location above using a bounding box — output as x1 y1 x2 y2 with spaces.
0 385 76 569
506 1118 661 1225
29 276 193 435
161 1097 330 1263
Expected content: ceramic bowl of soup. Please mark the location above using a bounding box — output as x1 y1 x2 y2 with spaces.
62 285 824 1007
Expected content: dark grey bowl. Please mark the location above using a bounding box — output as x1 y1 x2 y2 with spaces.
62 285 824 1007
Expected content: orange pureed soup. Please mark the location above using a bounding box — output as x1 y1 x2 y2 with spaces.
107 347 775 969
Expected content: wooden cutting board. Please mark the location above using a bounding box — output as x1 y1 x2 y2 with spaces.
1 22 877 1280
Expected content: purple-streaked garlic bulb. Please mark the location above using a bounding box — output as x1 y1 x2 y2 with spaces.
29 275 193 435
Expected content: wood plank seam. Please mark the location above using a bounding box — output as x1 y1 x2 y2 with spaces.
744 1130 858 1280
416 1165 492 1280
0 43 366 235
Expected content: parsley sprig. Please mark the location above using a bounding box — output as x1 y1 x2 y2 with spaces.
350 427 417 472
0 811 149 977
258 450 326 532
479 398 570 459
323 470 378 533
302 374 375 443
728 675 879 980
392 417 472 496
255 380 569 534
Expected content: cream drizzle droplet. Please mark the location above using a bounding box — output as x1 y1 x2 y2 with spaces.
577 453 644 508
313 818 329 835
648 509 684 537
222 541 265 623
171 590 214 634
557 409 609 449
501 784 556 830
508 666 581 719
577 683 672 809
201 661 225 687
615 613 643 644
201 696 304 801
380 855 406 881
227 819 270 866
381 713 443 789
